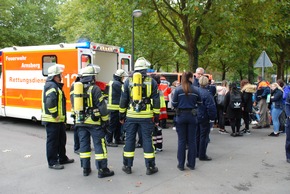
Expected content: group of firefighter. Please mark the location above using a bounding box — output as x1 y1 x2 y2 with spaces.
41 57 172 177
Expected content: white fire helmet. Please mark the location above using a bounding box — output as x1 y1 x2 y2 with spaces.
48 64 65 77
134 57 151 71
115 69 128 77
81 64 101 77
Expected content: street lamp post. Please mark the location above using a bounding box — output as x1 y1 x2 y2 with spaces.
132 9 142 71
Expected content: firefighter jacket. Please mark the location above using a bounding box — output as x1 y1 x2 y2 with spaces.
107 75 124 111
119 74 160 119
158 80 171 101
41 80 66 123
75 80 109 126
159 90 168 120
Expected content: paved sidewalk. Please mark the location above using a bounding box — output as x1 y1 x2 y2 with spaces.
0 118 289 194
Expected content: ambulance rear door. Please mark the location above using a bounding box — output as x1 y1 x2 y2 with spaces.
0 52 3 116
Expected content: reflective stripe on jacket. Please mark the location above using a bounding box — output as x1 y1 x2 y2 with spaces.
42 80 66 123
120 75 160 119
75 84 109 126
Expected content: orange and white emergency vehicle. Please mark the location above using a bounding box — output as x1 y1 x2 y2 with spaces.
0 41 131 124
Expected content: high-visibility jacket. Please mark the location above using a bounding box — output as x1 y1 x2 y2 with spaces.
107 75 123 111
74 82 109 126
159 91 168 120
119 74 160 119
158 81 171 101
41 80 66 123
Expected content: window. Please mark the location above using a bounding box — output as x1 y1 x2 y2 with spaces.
42 55 57 76
81 54 91 68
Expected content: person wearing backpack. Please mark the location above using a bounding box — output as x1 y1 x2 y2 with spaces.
240 79 257 135
119 57 160 175
223 82 243 137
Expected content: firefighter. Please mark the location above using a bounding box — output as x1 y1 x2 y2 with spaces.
70 74 81 154
158 76 171 128
42 64 74 170
106 69 127 147
120 57 160 175
74 65 114 178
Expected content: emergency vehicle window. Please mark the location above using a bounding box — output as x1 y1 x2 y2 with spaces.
81 55 91 68
42 55 57 76
121 58 130 72
0 64 2 78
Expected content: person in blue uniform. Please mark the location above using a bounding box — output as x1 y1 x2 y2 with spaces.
196 76 217 161
171 72 201 171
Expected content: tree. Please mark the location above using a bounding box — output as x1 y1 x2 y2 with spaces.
0 0 65 48
151 0 214 71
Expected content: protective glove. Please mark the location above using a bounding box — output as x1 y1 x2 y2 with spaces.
153 113 159 124
119 112 126 121
101 120 110 134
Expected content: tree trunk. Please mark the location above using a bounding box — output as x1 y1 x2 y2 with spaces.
248 54 254 83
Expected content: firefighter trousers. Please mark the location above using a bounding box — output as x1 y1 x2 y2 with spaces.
106 110 122 143
123 118 156 168
78 126 108 170
45 122 68 166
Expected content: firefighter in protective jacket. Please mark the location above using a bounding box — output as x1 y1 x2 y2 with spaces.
119 57 160 175
74 65 114 178
42 64 74 170
106 69 127 147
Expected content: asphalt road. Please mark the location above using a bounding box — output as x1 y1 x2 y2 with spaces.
0 117 289 194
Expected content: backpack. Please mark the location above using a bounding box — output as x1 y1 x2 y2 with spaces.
230 92 242 109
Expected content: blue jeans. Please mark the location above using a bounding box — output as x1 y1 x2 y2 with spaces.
271 105 282 133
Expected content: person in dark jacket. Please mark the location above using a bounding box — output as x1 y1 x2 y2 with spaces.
196 76 217 161
70 75 81 154
172 72 201 171
74 65 114 178
42 64 74 170
106 69 127 147
284 87 290 163
240 79 256 135
224 83 243 137
268 83 284 137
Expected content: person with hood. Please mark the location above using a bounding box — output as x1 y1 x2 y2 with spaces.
106 69 127 147
240 79 257 135
196 76 217 161
224 83 243 137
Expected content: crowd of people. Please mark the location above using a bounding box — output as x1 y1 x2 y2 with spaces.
41 61 290 179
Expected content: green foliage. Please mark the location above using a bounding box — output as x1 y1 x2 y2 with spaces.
1 0 290 82
0 0 65 48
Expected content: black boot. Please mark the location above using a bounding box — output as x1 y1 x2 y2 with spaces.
122 166 132 174
98 168 114 178
83 168 91 176
146 166 158 175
